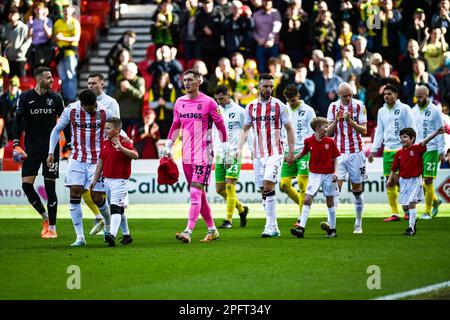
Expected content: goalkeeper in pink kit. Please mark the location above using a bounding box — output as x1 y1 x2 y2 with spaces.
163 69 227 243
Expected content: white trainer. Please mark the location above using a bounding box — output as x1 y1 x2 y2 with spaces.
353 225 363 234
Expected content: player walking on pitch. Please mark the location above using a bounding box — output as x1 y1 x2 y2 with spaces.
236 73 296 238
163 69 228 243
47 90 114 246
412 86 444 219
327 82 367 234
12 66 65 238
213 85 249 229
368 84 416 222
279 85 315 227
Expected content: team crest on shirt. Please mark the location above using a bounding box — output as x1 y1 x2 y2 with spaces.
394 109 400 115
325 144 329 149
410 151 414 156
197 104 202 110
46 98 53 106
229 112 235 119
425 111 431 117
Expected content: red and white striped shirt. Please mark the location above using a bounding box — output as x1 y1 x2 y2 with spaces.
244 97 290 158
49 101 113 164
327 98 367 154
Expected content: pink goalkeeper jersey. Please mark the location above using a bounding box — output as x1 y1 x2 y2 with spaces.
168 92 227 164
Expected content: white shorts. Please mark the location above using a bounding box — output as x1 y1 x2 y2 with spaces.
337 151 367 183
253 154 284 189
65 158 105 192
399 177 424 205
104 178 129 208
306 173 339 197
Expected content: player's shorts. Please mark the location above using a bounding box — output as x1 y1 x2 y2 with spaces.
183 162 213 186
305 173 339 197
399 177 424 205
383 150 398 176
22 150 59 179
253 154 284 189
215 160 242 183
281 153 310 178
104 178 129 208
337 151 366 183
422 150 439 178
64 158 105 192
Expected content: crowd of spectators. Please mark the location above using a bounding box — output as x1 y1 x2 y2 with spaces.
2 0 450 165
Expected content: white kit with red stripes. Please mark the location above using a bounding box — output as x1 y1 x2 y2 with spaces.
244 97 291 159
327 98 367 154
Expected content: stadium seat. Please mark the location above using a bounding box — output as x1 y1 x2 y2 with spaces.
146 44 156 61
137 60 153 89
87 2 111 29
80 15 100 43
19 77 36 91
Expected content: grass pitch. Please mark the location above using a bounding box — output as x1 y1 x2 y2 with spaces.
0 203 449 300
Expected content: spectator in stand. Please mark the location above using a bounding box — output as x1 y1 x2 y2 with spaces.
348 73 366 104
406 8 427 45
373 0 402 68
148 72 176 139
334 44 363 82
360 52 383 88
441 148 450 168
208 57 237 95
231 51 245 82
252 0 282 73
0 110 5 170
105 30 137 82
27 2 54 70
112 62 146 139
280 0 308 67
223 0 255 59
194 0 224 70
337 21 353 53
234 58 258 106
312 56 342 117
421 26 448 74
352 35 372 73
339 0 358 30
267 56 283 98
438 60 450 99
192 59 211 95
398 39 422 83
0 75 21 141
293 63 315 106
313 9 336 58
215 0 232 17
1 7 31 78
106 48 131 95
403 58 439 107
151 0 180 48
53 3 80 103
431 0 450 44
179 0 200 62
134 110 160 159
0 43 10 94
365 60 401 120
307 49 324 79
147 45 183 93
276 54 295 101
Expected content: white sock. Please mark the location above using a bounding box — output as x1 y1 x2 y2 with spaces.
208 226 217 232
95 214 103 220
334 195 339 210
355 193 364 226
184 228 193 235
120 214 130 236
49 225 56 231
110 214 121 238
299 205 311 228
69 202 84 241
265 194 278 230
98 202 111 232
40 212 49 220
409 208 417 229
328 206 336 229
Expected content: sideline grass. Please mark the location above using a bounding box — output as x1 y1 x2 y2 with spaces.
0 204 449 300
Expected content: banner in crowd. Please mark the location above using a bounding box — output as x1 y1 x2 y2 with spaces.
1 169 450 204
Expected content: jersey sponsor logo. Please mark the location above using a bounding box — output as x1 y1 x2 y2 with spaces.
252 115 277 121
30 108 55 114
46 98 53 106
75 122 102 129
179 112 202 119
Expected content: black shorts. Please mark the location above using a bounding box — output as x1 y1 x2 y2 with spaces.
22 150 59 179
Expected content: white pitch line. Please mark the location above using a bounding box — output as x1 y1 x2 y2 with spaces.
373 281 450 300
